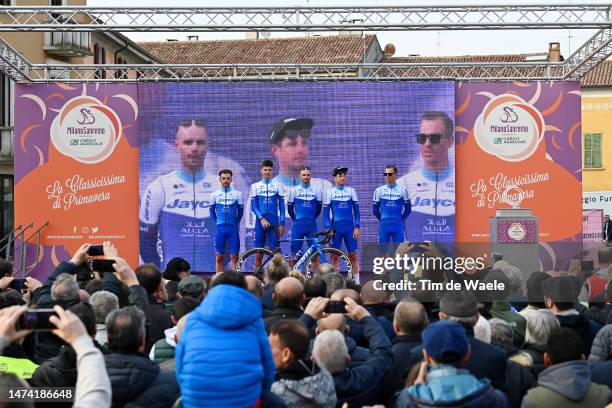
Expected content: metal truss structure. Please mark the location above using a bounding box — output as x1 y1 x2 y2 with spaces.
0 5 610 31
0 5 610 82
18 61 565 82
564 27 612 79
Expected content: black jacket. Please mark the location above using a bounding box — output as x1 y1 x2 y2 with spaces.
105 352 179 408
464 327 507 393
333 316 393 408
556 313 600 356
381 334 423 406
264 306 303 332
582 304 612 326
145 294 173 353
30 340 108 387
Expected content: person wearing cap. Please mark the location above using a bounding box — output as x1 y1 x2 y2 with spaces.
397 111 455 243
249 160 286 270
372 164 411 254
287 166 323 264
178 275 205 303
139 118 221 273
324 167 361 279
394 320 508 408
438 290 507 392
245 117 332 254
210 169 244 273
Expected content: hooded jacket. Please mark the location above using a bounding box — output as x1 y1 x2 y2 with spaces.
176 284 275 408
272 359 337 408
104 352 179 408
394 365 508 408
521 360 612 408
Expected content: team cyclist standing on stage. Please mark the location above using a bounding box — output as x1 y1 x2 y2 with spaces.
141 112 455 278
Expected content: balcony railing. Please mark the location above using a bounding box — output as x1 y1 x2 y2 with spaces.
0 126 13 161
43 30 92 57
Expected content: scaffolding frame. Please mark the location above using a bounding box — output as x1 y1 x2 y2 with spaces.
0 4 610 82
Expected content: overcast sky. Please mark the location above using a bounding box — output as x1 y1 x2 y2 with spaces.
86 0 610 58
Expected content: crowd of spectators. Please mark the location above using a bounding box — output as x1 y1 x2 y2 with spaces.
1 243 612 407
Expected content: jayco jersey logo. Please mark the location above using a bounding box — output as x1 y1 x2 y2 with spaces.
167 199 209 210
413 197 454 207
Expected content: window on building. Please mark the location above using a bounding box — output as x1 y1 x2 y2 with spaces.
1 1 12 6
50 0 65 5
584 133 603 169
0 74 11 128
1 175 13 243
94 43 107 79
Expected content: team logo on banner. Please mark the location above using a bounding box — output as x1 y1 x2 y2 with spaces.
50 95 122 164
474 94 544 162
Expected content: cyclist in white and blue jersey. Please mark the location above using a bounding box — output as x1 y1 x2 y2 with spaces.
397 111 455 244
210 169 244 273
324 167 361 277
373 164 411 253
287 166 323 262
249 159 285 269
139 119 218 272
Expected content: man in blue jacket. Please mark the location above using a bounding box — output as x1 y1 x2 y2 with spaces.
176 271 278 408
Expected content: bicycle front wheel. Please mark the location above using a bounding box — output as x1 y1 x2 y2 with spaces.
236 247 275 277
305 247 354 281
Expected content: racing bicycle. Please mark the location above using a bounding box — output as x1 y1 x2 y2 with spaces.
236 229 354 280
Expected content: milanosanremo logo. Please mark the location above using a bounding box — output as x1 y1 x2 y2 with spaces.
50 95 122 164
474 94 545 162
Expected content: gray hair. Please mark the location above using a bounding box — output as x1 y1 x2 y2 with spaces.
90 291 119 324
312 329 348 374
500 265 524 293
321 272 346 297
525 309 560 347
51 273 79 301
489 318 514 345
315 263 336 278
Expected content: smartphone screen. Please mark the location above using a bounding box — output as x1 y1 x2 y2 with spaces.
9 278 26 290
19 309 58 331
90 259 116 273
324 300 347 314
87 245 104 256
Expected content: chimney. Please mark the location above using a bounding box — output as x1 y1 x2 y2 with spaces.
384 43 396 58
187 35 199 41
548 42 561 62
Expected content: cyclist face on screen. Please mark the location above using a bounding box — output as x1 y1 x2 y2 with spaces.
418 119 453 171
300 169 312 185
176 123 208 173
334 172 347 186
272 133 309 175
261 165 273 180
219 172 232 189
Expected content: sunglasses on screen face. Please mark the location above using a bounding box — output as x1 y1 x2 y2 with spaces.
416 133 443 144
384 172 395 177
178 119 207 128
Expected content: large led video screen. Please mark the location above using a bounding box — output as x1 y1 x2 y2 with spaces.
138 82 456 272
